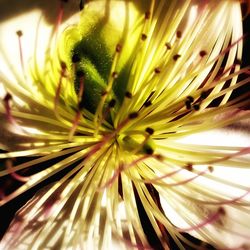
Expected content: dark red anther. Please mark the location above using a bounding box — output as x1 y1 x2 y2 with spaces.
129 112 139 119
193 104 200 111
72 53 81 63
208 166 214 173
173 54 181 61
116 44 122 53
141 34 147 41
185 163 193 171
144 100 152 107
145 11 151 19
76 70 85 78
4 93 12 102
185 100 191 110
112 72 118 79
16 30 23 37
187 96 194 103
125 91 132 99
61 61 67 70
176 30 182 39
101 90 108 96
199 50 207 57
218 207 226 216
165 42 172 50
145 127 154 135
235 58 242 65
108 99 116 108
154 67 161 74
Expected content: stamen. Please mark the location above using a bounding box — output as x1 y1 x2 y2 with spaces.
3 93 13 123
177 207 225 232
94 43 121 134
54 61 67 114
69 73 84 140
16 30 25 77
68 111 81 141
98 155 152 191
6 159 30 183
55 0 66 40
142 168 182 184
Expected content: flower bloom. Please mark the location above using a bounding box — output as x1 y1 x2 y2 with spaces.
0 0 250 249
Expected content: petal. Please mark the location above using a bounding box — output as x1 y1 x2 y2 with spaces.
160 119 250 249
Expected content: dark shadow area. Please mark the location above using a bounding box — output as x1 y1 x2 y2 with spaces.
0 0 79 25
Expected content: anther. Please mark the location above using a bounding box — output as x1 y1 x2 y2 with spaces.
144 100 152 107
185 100 191 110
145 127 154 135
199 50 207 57
185 163 193 171
218 207 226 216
145 11 151 19
155 154 164 161
76 70 85 78
235 58 242 65
193 104 200 111
143 145 154 155
128 112 139 119
141 34 147 41
4 93 12 102
165 43 172 50
154 67 161 74
112 72 118 79
187 96 194 103
108 99 116 108
60 61 67 70
173 54 181 61
101 91 108 96
72 53 81 63
208 166 214 173
116 44 122 53
16 30 23 37
176 30 182 39
125 91 132 99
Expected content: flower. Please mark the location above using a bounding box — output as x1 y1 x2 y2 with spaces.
0 0 250 249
